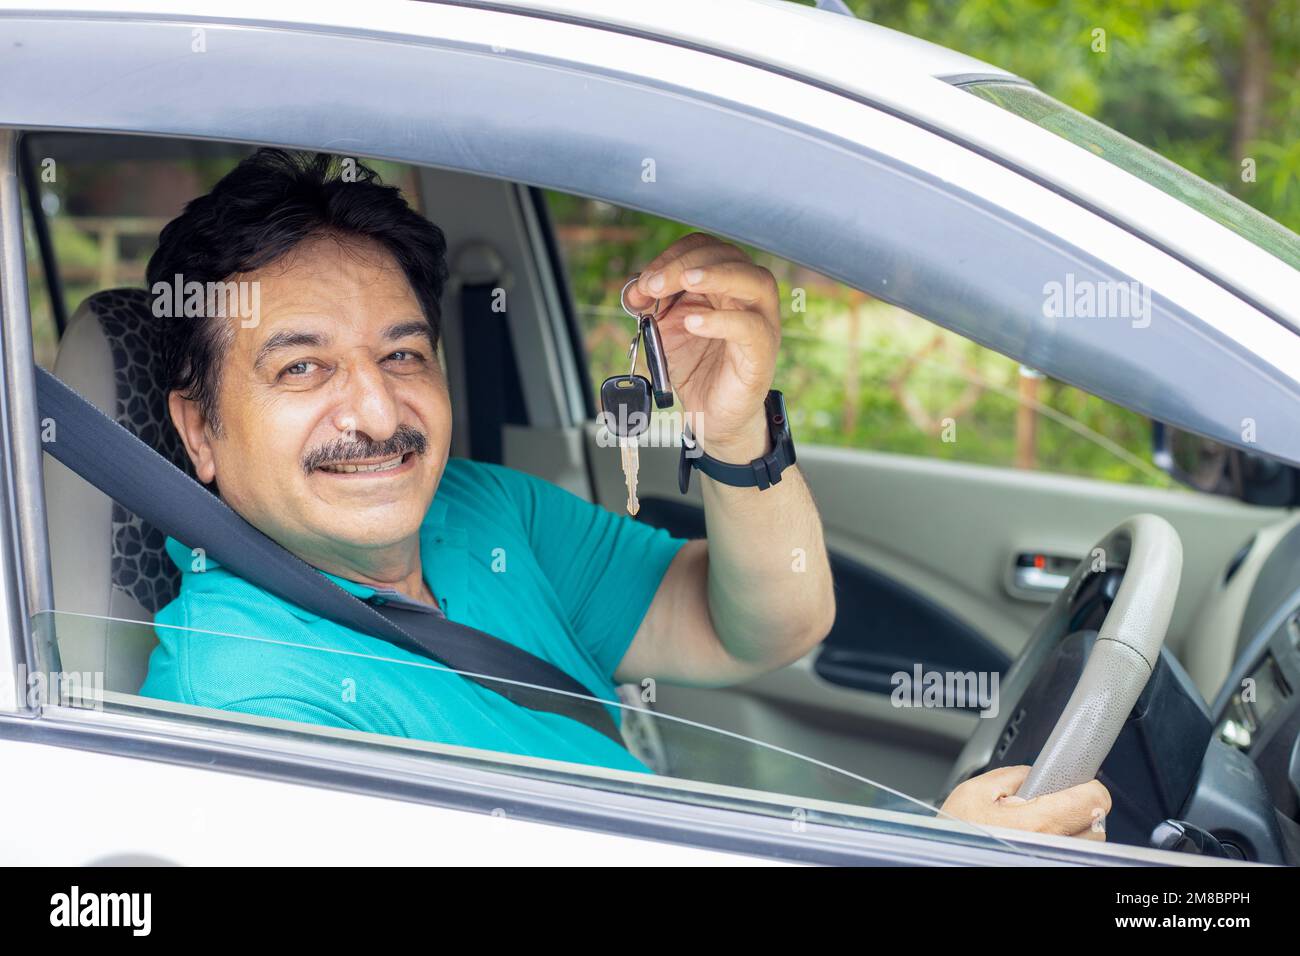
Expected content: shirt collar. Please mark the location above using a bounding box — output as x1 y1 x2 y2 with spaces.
163 494 461 623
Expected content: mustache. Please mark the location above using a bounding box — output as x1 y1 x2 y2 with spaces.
302 424 428 474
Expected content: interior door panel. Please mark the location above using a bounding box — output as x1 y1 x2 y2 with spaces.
634 495 1012 697
583 428 1285 797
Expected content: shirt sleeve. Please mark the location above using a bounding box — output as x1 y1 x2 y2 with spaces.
480 462 689 680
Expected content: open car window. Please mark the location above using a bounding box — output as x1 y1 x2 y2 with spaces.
15 129 1034 861
17 126 1233 867
549 194 1174 488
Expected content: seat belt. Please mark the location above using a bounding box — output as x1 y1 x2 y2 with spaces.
35 367 624 747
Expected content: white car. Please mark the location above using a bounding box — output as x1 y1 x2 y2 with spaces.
0 0 1297 866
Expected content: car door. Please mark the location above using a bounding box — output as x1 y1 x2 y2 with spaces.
0 1 1285 865
535 204 1290 798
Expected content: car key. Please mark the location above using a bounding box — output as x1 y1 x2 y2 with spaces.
601 376 650 515
639 313 674 409
599 330 653 515
621 274 678 409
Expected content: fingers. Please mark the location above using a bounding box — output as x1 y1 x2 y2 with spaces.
678 308 778 374
626 236 754 313
936 765 1029 825
1071 823 1108 842
647 263 783 360
626 234 737 312
979 764 1031 799
940 766 1111 842
670 260 780 311
1013 778 1113 836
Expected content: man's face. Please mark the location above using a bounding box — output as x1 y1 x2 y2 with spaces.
170 234 451 565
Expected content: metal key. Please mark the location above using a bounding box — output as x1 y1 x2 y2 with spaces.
620 433 640 516
621 274 681 409
599 330 653 515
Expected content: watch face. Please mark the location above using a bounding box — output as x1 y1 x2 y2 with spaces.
766 390 795 466
767 390 791 440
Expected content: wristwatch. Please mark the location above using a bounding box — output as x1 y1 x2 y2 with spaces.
678 390 797 493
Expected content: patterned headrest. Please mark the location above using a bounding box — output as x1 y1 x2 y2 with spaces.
82 288 196 614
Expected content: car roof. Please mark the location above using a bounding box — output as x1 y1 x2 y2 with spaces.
5 0 1296 328
482 0 1018 84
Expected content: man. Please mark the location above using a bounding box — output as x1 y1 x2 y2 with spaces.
139 149 1109 839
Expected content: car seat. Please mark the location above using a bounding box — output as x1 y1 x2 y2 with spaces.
43 288 195 692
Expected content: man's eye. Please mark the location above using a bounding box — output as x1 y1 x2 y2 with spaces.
384 350 425 365
280 360 320 378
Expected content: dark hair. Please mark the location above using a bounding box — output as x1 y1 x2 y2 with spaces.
146 149 449 429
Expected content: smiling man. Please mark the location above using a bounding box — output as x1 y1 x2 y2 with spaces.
138 149 1109 838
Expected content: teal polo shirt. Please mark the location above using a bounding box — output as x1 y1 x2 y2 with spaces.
138 458 687 773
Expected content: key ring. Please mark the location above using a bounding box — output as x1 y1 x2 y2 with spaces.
621 272 679 409
620 274 647 322
621 272 685 322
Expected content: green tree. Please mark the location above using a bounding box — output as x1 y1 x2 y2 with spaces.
845 0 1300 229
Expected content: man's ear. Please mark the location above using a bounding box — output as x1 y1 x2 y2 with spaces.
168 391 217 484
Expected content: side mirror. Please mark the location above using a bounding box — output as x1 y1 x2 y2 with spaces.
1152 422 1300 506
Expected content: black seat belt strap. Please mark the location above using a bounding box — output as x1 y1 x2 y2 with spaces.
35 367 624 747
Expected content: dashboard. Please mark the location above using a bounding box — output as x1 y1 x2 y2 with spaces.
1181 519 1300 862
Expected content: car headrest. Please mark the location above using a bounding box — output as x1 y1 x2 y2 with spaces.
53 288 195 614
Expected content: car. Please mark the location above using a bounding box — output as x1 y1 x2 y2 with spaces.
0 0 1297 867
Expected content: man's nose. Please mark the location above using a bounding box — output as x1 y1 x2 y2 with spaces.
331 358 399 441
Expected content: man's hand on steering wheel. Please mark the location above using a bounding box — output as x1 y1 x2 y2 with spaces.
940 765 1112 841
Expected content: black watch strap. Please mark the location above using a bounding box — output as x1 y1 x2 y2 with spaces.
678 390 796 493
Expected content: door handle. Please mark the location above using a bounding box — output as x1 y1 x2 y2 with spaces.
1006 552 1077 602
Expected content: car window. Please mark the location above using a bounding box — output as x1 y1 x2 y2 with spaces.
37 608 1032 855
13 132 1086 862
545 191 1172 488
965 82 1300 272
20 133 423 370
14 133 955 825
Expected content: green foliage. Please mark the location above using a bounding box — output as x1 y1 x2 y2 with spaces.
844 0 1300 230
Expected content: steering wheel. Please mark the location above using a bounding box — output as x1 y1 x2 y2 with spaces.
944 515 1183 801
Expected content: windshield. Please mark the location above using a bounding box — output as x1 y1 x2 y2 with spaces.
965 81 1300 272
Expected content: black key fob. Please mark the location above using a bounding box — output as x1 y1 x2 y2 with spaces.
599 374 652 438
639 316 674 409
